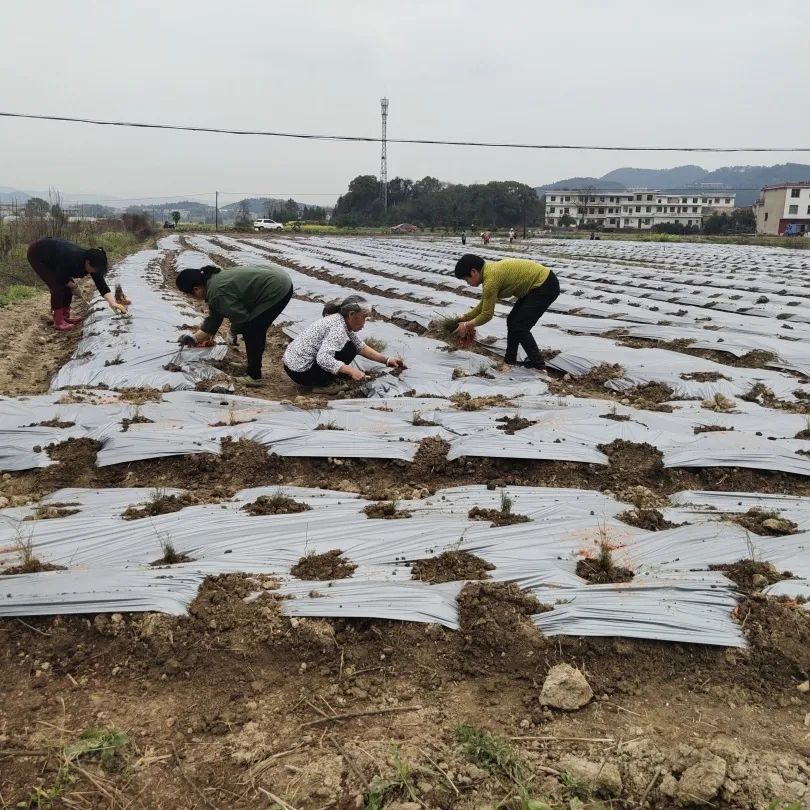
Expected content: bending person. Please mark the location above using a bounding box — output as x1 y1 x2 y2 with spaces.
176 264 293 387
283 296 403 390
452 253 560 370
27 238 126 331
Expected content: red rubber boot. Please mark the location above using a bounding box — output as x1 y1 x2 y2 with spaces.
65 307 83 324
52 307 75 331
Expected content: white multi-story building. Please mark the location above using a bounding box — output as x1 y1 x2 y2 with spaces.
543 189 736 230
754 182 810 235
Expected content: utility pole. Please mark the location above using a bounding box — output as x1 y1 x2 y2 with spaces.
380 98 389 213
215 191 219 232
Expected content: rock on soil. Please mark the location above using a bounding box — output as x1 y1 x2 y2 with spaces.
730 508 798 536
242 494 311 516
411 551 494 584
558 755 622 795
676 753 727 805
290 550 357 580
468 506 530 527
709 560 792 592
540 663 594 711
616 485 669 509
496 415 536 434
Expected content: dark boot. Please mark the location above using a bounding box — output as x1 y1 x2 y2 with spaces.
64 307 83 324
52 308 75 331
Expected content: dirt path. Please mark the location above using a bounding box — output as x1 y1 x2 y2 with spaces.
0 291 86 396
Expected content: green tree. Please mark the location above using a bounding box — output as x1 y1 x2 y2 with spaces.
171 211 181 227
24 197 50 218
558 213 575 227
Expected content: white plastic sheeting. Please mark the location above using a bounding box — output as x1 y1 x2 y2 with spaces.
49 249 227 391
3 484 809 645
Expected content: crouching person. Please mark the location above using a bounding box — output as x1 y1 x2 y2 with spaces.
283 296 403 391
175 264 293 387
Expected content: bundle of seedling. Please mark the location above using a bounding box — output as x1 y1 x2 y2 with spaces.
429 317 476 349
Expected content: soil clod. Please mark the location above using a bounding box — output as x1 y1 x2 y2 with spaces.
290 549 357 580
242 494 312 516
411 550 495 583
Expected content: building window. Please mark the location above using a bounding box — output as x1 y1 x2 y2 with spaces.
789 205 799 215
692 207 697 213
807 206 810 215
646 206 651 212
646 195 652 201
634 206 640 213
644 218 650 224
724 198 731 203
564 208 570 214
550 196 556 202
609 218 616 224
791 189 801 198
564 196 570 202
692 198 697 203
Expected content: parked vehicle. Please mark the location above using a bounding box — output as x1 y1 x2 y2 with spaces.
391 223 418 233
253 219 283 231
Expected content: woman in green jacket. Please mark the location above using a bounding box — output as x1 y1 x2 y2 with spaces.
176 264 293 387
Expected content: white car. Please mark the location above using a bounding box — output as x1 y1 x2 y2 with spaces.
253 218 284 231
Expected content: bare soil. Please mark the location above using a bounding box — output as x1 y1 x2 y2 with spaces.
709 560 793 592
242 494 312 516
496 415 536 434
1 559 67 575
290 550 357 580
121 492 197 521
616 508 682 531
729 508 799 536
575 557 635 584
411 551 495 584
467 506 531 527
695 423 734 434
363 502 412 519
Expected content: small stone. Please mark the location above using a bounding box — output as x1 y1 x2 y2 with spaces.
797 680 809 693
540 663 593 711
659 773 678 798
0 496 9 508
677 754 726 805
299 662 307 673
558 755 622 795
762 517 793 533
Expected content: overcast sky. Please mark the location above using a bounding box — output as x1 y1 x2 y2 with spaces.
2 0 809 205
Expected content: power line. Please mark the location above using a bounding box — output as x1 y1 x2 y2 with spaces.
2 110 810 153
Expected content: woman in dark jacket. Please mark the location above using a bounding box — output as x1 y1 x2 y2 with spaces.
27 238 128 330
176 264 293 387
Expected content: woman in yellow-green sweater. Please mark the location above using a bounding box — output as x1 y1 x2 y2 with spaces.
453 254 560 370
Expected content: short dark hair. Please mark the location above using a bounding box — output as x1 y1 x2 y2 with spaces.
85 247 108 273
454 254 485 279
176 265 221 294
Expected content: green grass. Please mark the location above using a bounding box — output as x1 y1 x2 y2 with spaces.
0 283 38 307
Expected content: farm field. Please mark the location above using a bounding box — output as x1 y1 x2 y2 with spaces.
1 234 809 810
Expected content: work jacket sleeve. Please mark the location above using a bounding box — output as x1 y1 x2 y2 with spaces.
91 273 111 297
201 308 224 336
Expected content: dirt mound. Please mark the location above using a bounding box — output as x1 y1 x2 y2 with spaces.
739 595 810 675
120 414 154 431
626 381 675 411
457 581 550 654
411 436 450 476
576 556 635 584
27 418 76 428
468 506 530 527
23 502 80 521
710 560 792 592
242 494 311 516
617 508 681 531
363 501 412 519
122 491 196 520
730 508 799 536
581 363 625 384
411 551 495 583
290 550 357 580
1 560 66 576
599 440 664 484
600 411 631 422
680 371 729 382
149 552 195 567
496 415 536 434
694 424 733 434
450 393 514 411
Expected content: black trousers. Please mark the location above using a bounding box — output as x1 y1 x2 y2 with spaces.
27 242 72 310
505 270 560 365
284 341 358 387
241 286 294 379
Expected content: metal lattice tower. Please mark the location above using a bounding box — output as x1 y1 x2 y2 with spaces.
380 97 389 211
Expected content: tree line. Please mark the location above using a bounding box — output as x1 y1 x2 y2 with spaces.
333 175 542 229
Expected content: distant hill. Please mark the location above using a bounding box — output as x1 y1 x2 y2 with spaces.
535 163 810 206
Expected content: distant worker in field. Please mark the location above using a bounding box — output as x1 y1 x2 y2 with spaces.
452 253 560 372
283 295 403 391
176 264 293 387
461 232 467 245
509 227 516 243
481 230 491 245
26 238 127 331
